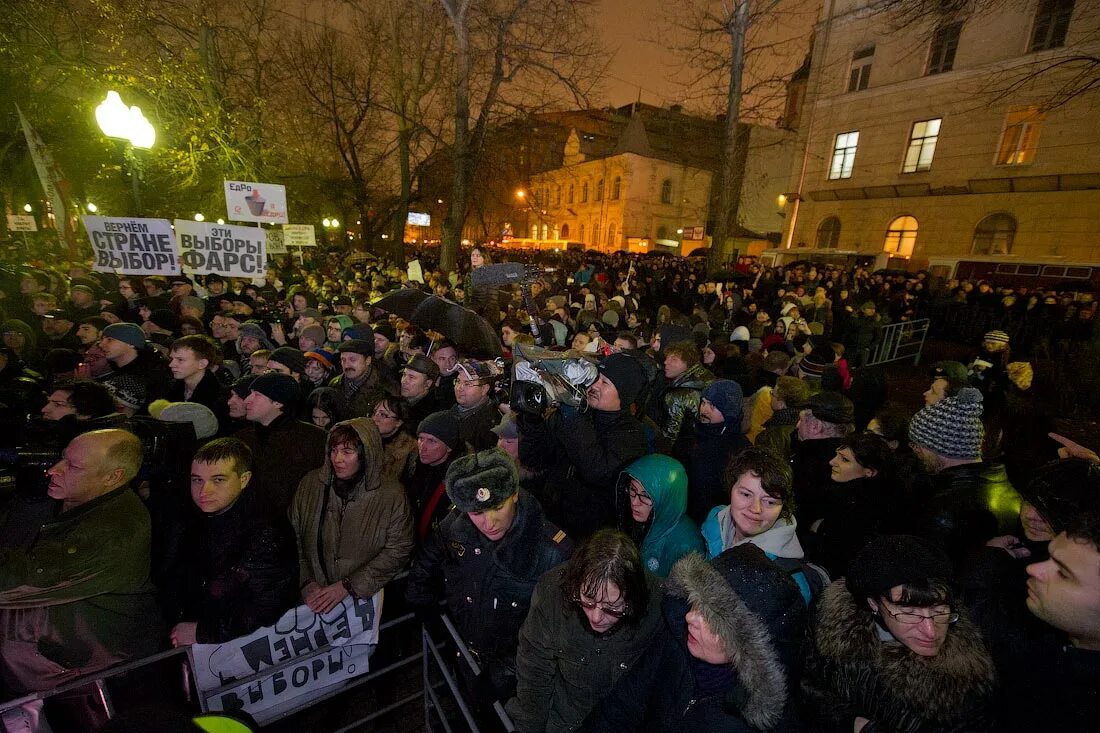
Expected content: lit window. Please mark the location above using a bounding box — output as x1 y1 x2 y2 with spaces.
1030 0 1075 52
829 131 859 180
581 182 589 203
596 179 604 201
816 217 841 249
660 179 673 204
883 216 918 256
996 108 1044 165
612 177 621 200
927 23 962 74
560 223 570 238
902 118 941 173
848 45 874 92
579 223 585 241
972 213 1016 255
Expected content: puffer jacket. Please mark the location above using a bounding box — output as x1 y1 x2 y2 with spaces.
290 418 415 600
657 363 715 441
802 580 996 732
621 457 705 577
579 549 804 732
508 565 665 733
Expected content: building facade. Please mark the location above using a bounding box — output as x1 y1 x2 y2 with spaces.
779 0 1100 269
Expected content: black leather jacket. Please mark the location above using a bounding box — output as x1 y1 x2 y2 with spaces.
915 461 1021 564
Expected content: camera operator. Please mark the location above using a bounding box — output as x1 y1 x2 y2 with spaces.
518 353 648 540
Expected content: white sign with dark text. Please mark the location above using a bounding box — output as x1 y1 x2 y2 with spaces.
283 224 316 248
174 219 267 278
6 215 37 232
224 180 289 224
82 216 180 275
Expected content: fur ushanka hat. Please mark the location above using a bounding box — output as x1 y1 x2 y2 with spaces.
445 448 518 513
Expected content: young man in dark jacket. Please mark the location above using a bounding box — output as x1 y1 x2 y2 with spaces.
676 379 750 524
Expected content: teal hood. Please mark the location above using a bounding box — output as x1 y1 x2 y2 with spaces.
623 454 703 576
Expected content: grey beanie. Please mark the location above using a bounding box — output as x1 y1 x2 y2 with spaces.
908 386 984 460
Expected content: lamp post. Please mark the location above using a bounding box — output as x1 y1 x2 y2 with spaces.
516 189 546 243
95 91 155 216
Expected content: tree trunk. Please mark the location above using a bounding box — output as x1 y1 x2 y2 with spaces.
440 8 470 273
709 0 750 271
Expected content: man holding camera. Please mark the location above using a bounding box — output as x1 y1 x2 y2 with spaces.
518 352 648 539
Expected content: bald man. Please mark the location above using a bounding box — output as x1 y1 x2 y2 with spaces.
0 429 162 731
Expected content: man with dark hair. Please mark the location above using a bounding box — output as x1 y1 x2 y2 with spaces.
40 379 117 422
168 335 228 431
75 316 108 355
430 338 460 410
0 429 161 731
652 339 714 442
612 331 639 351
166 438 298 647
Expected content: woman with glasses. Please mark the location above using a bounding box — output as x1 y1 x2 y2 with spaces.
371 395 416 484
802 535 996 732
620 454 704 577
509 529 664 733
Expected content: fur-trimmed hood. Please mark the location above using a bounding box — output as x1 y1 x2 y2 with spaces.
807 580 996 729
666 548 806 730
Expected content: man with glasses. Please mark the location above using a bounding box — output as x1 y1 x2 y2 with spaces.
802 534 996 732
406 448 572 708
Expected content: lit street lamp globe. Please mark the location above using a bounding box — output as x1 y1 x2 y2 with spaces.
194 213 205 222
86 203 98 213
22 204 32 213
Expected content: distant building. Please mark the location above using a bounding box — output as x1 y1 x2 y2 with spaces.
777 0 1100 273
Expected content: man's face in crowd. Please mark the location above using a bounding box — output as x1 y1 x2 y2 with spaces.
32 299 52 317
353 304 371 323
43 317 73 338
586 374 621 412
454 374 489 408
249 354 269 375
169 347 208 381
20 276 40 295
98 335 133 362
244 391 283 423
572 333 591 351
417 433 451 465
42 390 77 421
191 457 251 514
697 398 724 425
497 434 519 460
227 392 247 419
1026 532 1100 647
664 353 688 380
76 323 101 345
401 368 434 399
372 333 391 357
468 493 519 542
868 585 952 657
170 281 192 298
221 317 240 340
70 289 94 308
340 352 371 381
327 321 344 343
298 332 321 352
1019 501 1054 543
432 346 458 375
210 316 226 341
501 325 518 346
239 336 260 356
47 434 119 509
206 280 226 295
613 337 634 352
924 377 949 406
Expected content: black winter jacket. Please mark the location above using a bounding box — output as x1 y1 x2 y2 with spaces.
676 419 750 524
233 414 327 512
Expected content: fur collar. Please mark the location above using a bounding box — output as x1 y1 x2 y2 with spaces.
811 580 996 726
667 553 788 729
449 491 552 580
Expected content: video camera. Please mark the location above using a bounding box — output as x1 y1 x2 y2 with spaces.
509 343 598 416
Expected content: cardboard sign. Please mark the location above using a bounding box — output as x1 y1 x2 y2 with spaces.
283 224 316 248
82 216 180 275
174 220 267 278
6 215 37 232
224 180 289 224
266 229 286 255
192 594 380 725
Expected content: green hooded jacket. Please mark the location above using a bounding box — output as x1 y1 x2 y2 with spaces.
623 454 704 577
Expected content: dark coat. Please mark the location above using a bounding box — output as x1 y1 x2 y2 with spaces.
519 407 648 539
233 414 327 512
173 488 299 643
676 419 750 524
405 490 573 662
451 399 500 452
790 435 845 530
167 369 230 433
654 363 715 442
327 366 388 421
801 580 996 733
803 475 899 579
508 565 665 733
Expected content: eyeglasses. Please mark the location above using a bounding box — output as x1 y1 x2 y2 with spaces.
573 596 630 619
626 485 652 505
879 601 959 626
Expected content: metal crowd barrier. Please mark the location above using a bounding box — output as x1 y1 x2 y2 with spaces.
867 318 930 366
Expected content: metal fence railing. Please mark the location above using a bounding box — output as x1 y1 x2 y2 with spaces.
867 318 930 366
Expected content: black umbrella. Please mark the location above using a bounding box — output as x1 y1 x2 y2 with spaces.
372 288 501 358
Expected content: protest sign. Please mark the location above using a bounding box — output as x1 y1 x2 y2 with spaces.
6 215 37 232
224 180 289 224
283 224 316 248
175 220 267 278
407 259 424 283
192 593 381 725
82 216 179 275
266 229 286 255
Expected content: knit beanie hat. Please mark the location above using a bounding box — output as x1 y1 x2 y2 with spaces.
238 323 274 350
304 350 337 370
249 372 299 408
149 309 180 333
337 339 374 357
730 326 751 343
597 353 646 408
908 386 984 460
805 390 855 425
159 401 219 439
372 322 396 342
658 324 692 352
798 347 833 378
268 347 306 375
983 330 1010 345
102 323 147 350
342 323 375 342
230 375 256 399
299 325 326 347
446 448 518 513
417 410 460 450
701 379 744 423
846 535 953 610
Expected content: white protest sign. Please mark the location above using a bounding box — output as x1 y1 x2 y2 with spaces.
407 259 424 283
283 224 316 248
82 216 180 275
6 215 37 232
174 220 267 278
192 593 380 725
266 229 286 255
224 180 289 224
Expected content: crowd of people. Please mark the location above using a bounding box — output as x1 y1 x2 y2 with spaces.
0 243 1097 732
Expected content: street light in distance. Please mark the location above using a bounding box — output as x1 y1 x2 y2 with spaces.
86 203 98 213
194 213 205 222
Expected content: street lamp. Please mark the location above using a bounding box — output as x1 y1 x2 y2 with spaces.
194 213 205 222
95 90 155 216
216 218 225 225
322 218 332 228
22 204 32 213
86 203 98 213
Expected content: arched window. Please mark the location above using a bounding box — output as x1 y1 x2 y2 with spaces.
596 179 604 201
612 176 622 200
568 184 574 204
883 216 918 256
972 213 1016 255
660 179 673 204
816 216 841 249
560 223 570 238
608 223 616 247
581 181 589 203
541 224 549 240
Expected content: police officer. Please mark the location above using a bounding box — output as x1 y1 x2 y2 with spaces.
405 448 573 704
